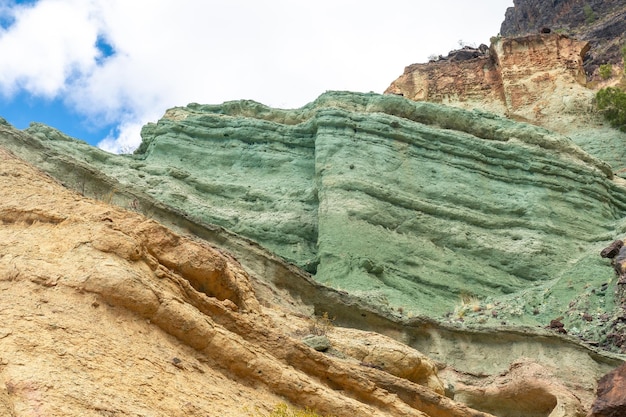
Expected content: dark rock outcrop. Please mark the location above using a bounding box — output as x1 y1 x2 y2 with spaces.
500 0 626 75
590 362 626 417
434 45 490 62
601 240 624 258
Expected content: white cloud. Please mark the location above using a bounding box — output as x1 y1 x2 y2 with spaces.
97 117 147 154
0 0 513 153
0 0 101 96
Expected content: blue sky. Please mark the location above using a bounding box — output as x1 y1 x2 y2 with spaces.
0 0 513 153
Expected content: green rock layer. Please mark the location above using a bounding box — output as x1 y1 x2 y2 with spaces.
6 91 626 345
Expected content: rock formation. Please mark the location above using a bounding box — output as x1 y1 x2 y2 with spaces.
2 1 624 414
385 33 596 134
590 362 626 417
385 1 626 192
500 0 626 75
0 147 487 416
2 91 626 415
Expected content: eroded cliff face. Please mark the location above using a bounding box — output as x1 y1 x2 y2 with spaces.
500 0 626 75
3 141 619 416
0 148 469 417
385 33 596 134
3 91 626 351
3 120 625 417
2 92 626 415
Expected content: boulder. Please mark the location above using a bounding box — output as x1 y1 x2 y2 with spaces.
590 363 626 417
302 335 331 352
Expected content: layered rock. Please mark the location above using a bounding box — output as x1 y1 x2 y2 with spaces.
385 33 596 134
2 92 626 415
500 0 626 75
3 92 626 352
0 147 485 417
4 138 619 416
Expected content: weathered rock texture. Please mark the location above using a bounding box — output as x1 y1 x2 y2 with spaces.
500 0 626 75
3 92 626 355
385 33 597 134
590 362 626 417
1 92 626 415
2 141 617 416
0 147 494 417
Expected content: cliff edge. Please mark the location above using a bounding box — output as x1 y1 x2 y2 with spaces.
500 0 626 76
385 33 596 135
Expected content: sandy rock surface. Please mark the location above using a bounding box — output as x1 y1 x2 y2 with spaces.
0 147 507 416
385 33 595 135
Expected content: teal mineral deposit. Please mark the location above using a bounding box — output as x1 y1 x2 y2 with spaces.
4 91 626 348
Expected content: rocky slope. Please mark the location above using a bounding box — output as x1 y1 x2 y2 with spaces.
0 146 488 416
3 135 620 416
1 2 624 415
500 0 626 75
1 115 624 417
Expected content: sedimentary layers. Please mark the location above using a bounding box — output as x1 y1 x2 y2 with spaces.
4 92 626 415
385 33 597 135
500 0 626 74
3 92 626 346
0 148 482 417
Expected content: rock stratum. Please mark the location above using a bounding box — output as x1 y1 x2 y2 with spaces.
500 0 626 75
0 147 462 417
385 4 626 180
385 33 598 136
1 91 626 415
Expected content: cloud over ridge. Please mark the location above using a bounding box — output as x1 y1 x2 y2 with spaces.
0 0 512 153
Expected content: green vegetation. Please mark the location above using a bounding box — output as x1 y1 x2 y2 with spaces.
308 312 335 336
583 4 596 24
254 403 335 417
599 64 613 80
596 87 626 131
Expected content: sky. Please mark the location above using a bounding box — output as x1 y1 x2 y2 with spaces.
0 0 513 153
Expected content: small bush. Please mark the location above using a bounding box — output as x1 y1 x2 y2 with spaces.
308 312 335 336
489 35 501 45
596 87 626 131
599 64 613 80
583 4 596 24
